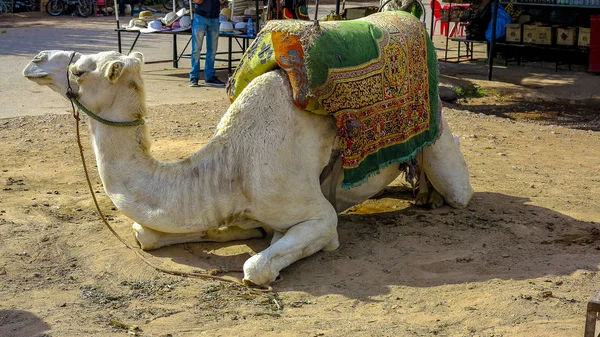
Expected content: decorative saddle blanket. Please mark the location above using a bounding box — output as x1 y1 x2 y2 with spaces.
227 11 440 188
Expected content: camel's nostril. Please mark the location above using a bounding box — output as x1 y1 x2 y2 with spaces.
32 52 48 63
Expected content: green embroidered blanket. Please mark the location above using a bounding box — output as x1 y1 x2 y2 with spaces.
227 11 440 188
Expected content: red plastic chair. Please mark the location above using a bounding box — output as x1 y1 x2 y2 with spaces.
430 0 449 37
446 4 470 37
95 0 107 16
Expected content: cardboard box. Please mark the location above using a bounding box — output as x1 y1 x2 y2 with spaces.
535 25 554 45
506 23 522 43
579 27 591 47
523 24 537 44
518 15 531 24
556 27 577 46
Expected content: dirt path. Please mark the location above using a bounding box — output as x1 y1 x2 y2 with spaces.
1 90 600 336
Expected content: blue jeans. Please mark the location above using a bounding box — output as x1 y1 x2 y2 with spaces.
190 14 220 80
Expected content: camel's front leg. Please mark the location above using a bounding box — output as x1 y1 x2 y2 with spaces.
242 205 339 286
132 223 265 250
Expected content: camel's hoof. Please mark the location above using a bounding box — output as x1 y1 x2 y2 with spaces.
414 192 429 207
243 254 278 286
429 189 445 209
242 278 259 287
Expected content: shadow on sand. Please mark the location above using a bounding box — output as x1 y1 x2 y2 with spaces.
0 310 51 337
144 189 600 301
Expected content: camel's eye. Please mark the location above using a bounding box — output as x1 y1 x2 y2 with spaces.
71 69 86 78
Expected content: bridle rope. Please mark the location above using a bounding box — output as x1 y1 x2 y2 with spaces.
65 52 272 292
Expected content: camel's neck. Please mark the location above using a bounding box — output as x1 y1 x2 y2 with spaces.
89 120 245 232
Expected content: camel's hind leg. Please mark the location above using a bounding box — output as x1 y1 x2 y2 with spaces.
415 154 446 209
419 114 473 208
132 223 265 250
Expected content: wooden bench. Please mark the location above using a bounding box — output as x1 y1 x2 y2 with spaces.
585 289 600 337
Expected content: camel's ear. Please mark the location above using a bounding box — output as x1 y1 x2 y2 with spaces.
129 52 144 64
105 60 125 83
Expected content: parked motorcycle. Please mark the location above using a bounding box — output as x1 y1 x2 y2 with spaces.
163 0 189 11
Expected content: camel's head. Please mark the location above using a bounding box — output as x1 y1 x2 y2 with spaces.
23 50 83 98
24 50 146 122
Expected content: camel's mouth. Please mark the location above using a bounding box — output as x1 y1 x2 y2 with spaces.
23 72 49 78
23 62 52 84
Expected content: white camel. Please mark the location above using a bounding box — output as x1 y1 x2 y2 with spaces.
23 49 472 286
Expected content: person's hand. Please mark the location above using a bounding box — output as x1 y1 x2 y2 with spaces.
219 0 226 4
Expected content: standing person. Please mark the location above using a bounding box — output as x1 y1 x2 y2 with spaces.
118 0 140 16
189 0 227 87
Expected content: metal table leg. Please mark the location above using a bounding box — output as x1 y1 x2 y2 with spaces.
173 34 178 68
127 32 141 55
228 36 233 74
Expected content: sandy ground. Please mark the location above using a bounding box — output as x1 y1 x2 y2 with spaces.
2 86 600 337
2 8 600 337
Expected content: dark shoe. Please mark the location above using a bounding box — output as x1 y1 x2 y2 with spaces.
204 76 226 88
189 78 199 87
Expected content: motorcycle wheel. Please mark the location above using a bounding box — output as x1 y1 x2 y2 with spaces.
76 0 92 17
46 0 65 16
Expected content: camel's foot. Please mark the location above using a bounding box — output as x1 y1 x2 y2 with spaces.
415 191 429 207
429 189 445 209
243 229 339 286
243 253 279 286
132 222 266 251
415 188 445 209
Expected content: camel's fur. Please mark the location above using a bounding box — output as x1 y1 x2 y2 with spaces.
23 49 472 285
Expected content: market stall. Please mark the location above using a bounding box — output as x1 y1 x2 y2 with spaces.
433 0 600 79
489 1 600 78
113 0 260 72
115 28 254 71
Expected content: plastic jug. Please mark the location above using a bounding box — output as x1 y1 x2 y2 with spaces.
247 18 254 37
